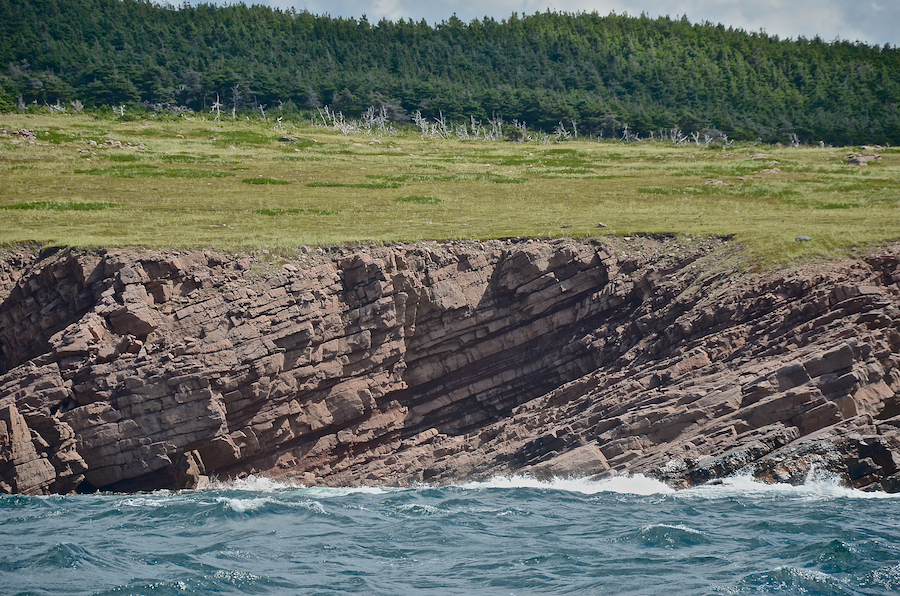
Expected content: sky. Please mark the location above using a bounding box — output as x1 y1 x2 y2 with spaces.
224 0 899 47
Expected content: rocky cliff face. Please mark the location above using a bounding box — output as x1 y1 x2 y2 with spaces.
1 237 899 495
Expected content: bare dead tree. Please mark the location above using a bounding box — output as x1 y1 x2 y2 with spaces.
721 135 734 151
434 112 449 139
488 114 504 140
230 86 240 119
317 106 331 127
669 128 687 145
210 94 222 121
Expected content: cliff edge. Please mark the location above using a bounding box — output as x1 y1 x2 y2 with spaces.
1 237 899 495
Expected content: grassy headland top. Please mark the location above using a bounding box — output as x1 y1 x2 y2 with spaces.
1 113 898 265
1 0 899 145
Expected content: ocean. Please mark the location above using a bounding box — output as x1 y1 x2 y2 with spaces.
2 473 899 595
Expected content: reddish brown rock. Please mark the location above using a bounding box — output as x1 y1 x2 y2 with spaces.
0 238 898 494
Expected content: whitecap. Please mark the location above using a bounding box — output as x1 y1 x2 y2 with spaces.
288 499 328 514
300 485 392 498
208 475 302 493
212 569 261 583
459 474 675 496
118 494 204 508
396 503 441 515
642 522 704 535
683 471 900 501
216 496 275 513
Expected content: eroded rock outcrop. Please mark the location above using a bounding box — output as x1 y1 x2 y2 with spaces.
1 237 899 494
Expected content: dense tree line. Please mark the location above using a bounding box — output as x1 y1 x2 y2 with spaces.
1 0 898 144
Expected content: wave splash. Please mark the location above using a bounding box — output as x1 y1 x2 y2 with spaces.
681 470 900 500
460 473 675 495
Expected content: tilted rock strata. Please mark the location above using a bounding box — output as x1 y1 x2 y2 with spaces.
0 238 899 494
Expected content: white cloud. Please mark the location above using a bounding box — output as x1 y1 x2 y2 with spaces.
254 0 899 45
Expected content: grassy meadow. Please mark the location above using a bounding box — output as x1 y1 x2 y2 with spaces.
1 113 898 266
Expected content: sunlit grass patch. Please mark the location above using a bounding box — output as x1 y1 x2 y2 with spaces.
75 164 235 178
161 154 216 163
306 181 403 189
395 195 442 204
209 130 271 146
103 153 139 162
1 201 118 211
373 172 526 184
667 161 770 178
254 208 336 216
640 182 799 199
536 167 596 176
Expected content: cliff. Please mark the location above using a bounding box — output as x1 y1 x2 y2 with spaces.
1 237 899 495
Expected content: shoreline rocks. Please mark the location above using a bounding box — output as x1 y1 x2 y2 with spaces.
1 238 899 494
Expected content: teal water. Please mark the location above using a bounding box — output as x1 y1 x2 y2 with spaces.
2 474 899 595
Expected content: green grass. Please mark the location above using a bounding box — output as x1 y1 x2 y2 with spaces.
75 164 234 178
243 177 291 185
395 195 442 204
254 208 335 216
372 172 527 184
306 181 403 189
1 113 898 266
1 201 118 211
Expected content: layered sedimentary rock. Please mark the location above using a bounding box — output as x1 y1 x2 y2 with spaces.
1 237 899 495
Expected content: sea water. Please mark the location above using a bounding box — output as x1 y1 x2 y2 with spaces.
2 473 899 595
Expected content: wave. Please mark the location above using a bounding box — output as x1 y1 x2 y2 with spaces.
680 471 900 501
450 469 900 501
639 523 711 548
459 474 675 496
205 475 303 493
205 474 394 498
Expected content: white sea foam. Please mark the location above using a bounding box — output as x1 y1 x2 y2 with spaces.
216 496 275 512
301 485 393 498
681 472 900 501
119 494 201 508
459 474 676 496
208 475 303 493
396 503 441 515
292 499 328 514
206 475 396 497
643 523 704 535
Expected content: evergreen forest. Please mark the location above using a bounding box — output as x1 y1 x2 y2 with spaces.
2 0 899 145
